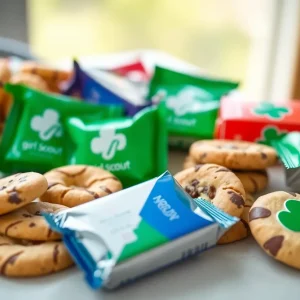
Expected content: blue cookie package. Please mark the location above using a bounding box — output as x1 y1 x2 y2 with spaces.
62 60 150 116
44 171 238 290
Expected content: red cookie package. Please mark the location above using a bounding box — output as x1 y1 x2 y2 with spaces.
215 93 300 145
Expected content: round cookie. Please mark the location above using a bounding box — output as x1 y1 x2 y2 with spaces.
183 156 269 193
0 173 48 215
0 202 66 241
189 140 277 170
233 170 268 193
175 164 246 217
249 191 300 269
40 165 123 207
20 62 71 93
0 235 73 277
10 73 49 92
218 194 255 244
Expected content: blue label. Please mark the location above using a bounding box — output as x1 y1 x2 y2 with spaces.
139 172 213 240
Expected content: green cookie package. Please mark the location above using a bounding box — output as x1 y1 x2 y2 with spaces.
65 106 167 187
148 66 239 148
0 84 123 173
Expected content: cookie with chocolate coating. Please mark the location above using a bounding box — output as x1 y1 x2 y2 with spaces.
189 140 277 170
175 164 246 217
0 173 48 215
0 202 66 241
40 165 122 207
0 235 73 277
249 191 300 269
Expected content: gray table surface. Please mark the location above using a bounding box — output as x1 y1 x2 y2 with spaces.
0 151 299 300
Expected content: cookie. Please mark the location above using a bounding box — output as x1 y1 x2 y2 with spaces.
20 62 71 93
0 59 11 83
183 156 269 193
249 191 300 269
189 140 277 170
218 194 255 244
0 173 48 215
0 202 66 241
0 235 73 277
10 73 49 92
40 165 123 207
175 164 246 217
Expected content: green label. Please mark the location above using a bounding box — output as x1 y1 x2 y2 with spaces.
277 199 300 232
256 126 287 146
253 102 290 119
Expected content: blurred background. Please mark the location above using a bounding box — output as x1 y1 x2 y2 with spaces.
0 0 299 101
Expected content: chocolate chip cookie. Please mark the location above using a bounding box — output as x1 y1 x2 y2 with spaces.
249 191 300 269
218 194 255 244
40 165 123 207
0 202 66 241
175 164 246 217
183 156 269 193
189 140 277 170
0 235 73 277
0 173 48 215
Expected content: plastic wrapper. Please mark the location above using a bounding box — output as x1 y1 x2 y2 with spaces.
0 84 123 173
65 106 167 187
62 60 150 116
44 171 238 289
148 66 238 149
271 132 300 191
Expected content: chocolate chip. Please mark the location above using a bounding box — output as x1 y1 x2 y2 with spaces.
34 211 42 216
22 214 33 218
85 189 100 199
194 164 203 172
0 251 23 275
5 221 23 235
227 191 245 208
99 186 112 195
249 207 271 221
216 167 230 173
0 186 6 191
199 153 207 160
191 179 199 186
53 245 59 264
263 235 284 256
197 186 216 199
185 186 199 198
8 191 22 204
29 223 36 227
261 152 267 159
8 180 13 183
287 192 297 197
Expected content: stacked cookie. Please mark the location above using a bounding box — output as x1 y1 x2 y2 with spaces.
176 139 278 244
0 165 123 277
0 172 73 277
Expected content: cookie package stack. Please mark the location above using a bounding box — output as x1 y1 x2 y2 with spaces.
178 139 278 244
